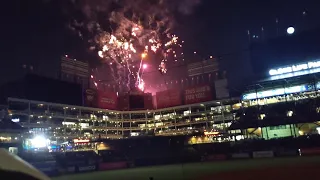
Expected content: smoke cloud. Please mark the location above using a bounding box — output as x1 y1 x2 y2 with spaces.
69 0 201 50
71 0 201 27
66 0 201 92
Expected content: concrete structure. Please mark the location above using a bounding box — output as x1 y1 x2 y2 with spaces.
7 97 239 141
187 58 219 77
60 56 89 89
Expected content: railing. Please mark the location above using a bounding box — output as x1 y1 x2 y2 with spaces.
10 109 233 122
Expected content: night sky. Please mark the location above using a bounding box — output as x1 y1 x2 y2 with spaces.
1 0 320 89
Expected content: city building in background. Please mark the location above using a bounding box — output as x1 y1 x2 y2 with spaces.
60 56 89 89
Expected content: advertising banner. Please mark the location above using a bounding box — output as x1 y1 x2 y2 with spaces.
118 94 130 110
129 94 145 110
205 154 227 161
215 79 230 99
58 166 76 174
97 90 118 110
144 93 154 110
84 88 97 107
156 89 182 109
77 165 96 172
184 85 213 104
231 153 250 159
300 148 320 156
252 151 274 158
99 162 128 171
275 149 298 157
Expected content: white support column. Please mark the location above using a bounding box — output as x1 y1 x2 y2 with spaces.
145 112 148 132
92 111 95 138
204 105 209 129
173 109 177 130
159 111 163 131
121 113 124 136
105 113 108 137
46 105 50 136
221 102 225 131
188 106 192 128
116 114 119 136
78 108 82 138
129 113 132 134
153 112 156 133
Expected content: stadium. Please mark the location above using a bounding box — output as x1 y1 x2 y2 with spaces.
4 66 320 179
3 12 320 180
0 55 234 150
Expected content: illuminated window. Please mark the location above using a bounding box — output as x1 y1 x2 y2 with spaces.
183 110 191 116
103 115 109 120
270 125 287 130
259 114 266 120
154 115 161 120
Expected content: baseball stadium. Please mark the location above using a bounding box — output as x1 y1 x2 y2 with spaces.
2 2 320 180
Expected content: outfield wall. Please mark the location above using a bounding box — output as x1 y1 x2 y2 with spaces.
28 146 320 177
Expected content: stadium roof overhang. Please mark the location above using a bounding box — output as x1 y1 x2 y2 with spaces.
244 73 320 94
7 97 240 114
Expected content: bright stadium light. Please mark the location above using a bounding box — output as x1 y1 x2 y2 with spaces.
31 136 49 148
287 27 295 35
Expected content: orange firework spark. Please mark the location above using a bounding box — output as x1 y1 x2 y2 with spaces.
96 24 184 92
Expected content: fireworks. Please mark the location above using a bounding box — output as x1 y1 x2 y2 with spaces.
141 53 147 59
96 23 184 92
159 62 167 74
142 64 148 69
69 0 198 92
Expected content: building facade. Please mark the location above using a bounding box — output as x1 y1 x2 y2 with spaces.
187 58 219 77
60 56 89 89
8 97 239 142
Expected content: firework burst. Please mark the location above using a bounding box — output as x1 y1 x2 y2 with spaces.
95 16 183 92
69 0 200 92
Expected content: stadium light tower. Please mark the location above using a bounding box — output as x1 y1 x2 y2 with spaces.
287 27 295 35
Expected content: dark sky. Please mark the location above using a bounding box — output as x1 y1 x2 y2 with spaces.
1 0 320 89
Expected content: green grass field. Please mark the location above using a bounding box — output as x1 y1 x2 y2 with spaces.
53 156 320 180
